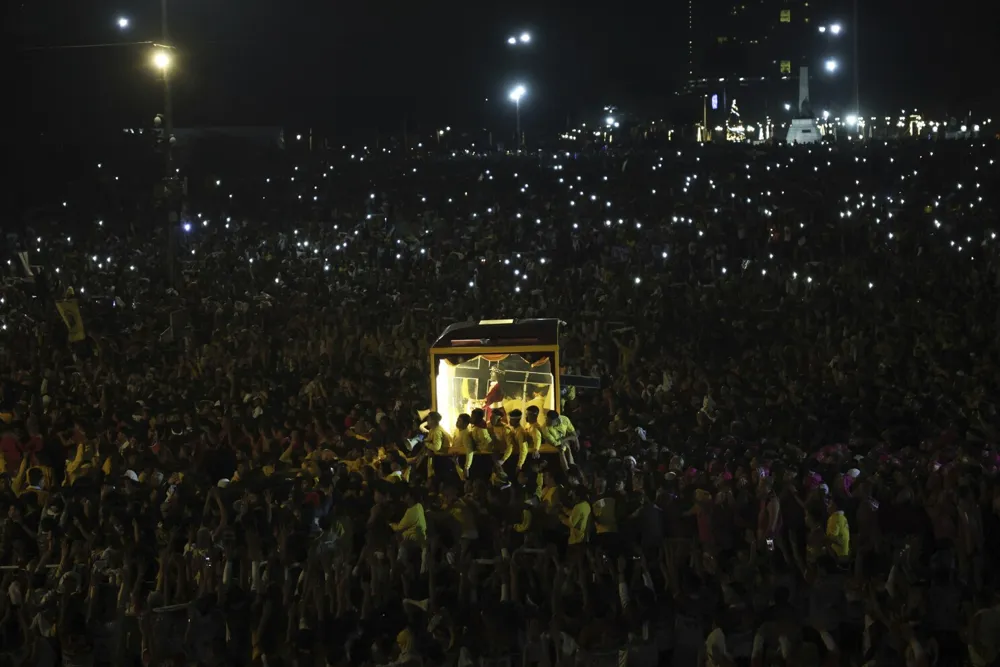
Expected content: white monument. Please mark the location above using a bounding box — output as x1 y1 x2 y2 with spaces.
785 66 822 144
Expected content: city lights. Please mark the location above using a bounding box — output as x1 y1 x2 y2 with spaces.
824 59 839 73
509 85 526 102
520 32 531 43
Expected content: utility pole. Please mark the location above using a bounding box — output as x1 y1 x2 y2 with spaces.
160 0 179 286
515 97 521 150
852 0 860 115
162 0 173 171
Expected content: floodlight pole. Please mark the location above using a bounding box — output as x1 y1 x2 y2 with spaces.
160 0 179 286
852 0 860 118
161 0 174 171
515 97 521 150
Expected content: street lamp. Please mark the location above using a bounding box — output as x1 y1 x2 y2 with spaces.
507 36 517 44
824 58 838 72
784 103 791 111
152 50 171 70
519 32 531 43
605 116 615 127
117 16 130 30
509 85 526 150
830 24 842 35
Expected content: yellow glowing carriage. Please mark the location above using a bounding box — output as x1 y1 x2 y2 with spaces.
429 319 565 455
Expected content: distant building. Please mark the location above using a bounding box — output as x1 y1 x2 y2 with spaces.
680 0 849 124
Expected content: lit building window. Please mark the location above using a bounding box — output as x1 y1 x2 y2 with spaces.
780 9 791 21
779 60 792 73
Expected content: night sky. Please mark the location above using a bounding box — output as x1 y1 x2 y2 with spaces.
10 0 996 138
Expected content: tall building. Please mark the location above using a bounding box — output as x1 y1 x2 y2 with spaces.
681 0 849 121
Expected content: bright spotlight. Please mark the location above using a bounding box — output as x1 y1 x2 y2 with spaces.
822 110 830 120
605 116 615 127
818 25 827 33
846 114 858 126
519 32 531 43
509 85 526 102
784 103 791 111
117 16 130 29
830 24 842 35
507 36 517 45
824 58 838 72
152 50 171 70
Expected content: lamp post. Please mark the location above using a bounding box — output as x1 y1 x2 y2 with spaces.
154 0 182 285
509 85 526 151
852 0 859 123
159 0 174 170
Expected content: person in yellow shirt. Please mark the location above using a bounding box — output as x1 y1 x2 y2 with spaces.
464 409 494 480
522 406 544 461
452 414 472 453
422 412 451 454
64 441 104 486
562 488 592 551
505 410 534 473
421 411 451 478
8 457 51 507
542 411 578 466
391 487 427 547
441 484 479 558
825 501 850 559
537 469 563 539
612 330 640 373
492 413 521 470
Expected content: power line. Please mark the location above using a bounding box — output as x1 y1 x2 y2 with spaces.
20 40 173 51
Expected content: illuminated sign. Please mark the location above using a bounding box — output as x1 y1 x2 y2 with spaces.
779 60 792 74
711 94 719 110
779 9 791 22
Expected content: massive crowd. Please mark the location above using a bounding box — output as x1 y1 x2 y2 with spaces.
2 133 1000 667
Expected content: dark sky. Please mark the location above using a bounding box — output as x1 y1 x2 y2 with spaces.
11 0 996 137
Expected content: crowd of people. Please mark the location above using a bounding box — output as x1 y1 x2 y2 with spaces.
2 133 1000 667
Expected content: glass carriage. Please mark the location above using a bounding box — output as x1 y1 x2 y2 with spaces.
429 319 562 452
